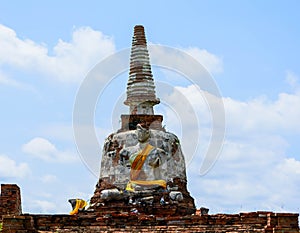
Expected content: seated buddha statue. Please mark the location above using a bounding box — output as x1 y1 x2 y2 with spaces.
120 123 167 192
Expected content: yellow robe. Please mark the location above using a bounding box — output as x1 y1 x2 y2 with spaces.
126 144 166 191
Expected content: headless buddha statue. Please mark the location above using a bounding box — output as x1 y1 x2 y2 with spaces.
120 124 166 192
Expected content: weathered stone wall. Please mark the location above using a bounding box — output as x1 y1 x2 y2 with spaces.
92 127 196 216
99 129 186 188
2 212 299 233
0 184 22 220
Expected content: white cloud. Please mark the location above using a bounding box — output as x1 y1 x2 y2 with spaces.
276 158 300 176
149 45 223 82
40 174 58 183
31 200 57 213
171 83 300 136
285 70 299 90
0 24 115 83
184 47 223 74
224 92 300 134
0 24 47 68
0 70 21 87
162 77 300 213
41 124 74 142
188 138 300 213
0 154 31 178
22 137 79 163
0 70 34 90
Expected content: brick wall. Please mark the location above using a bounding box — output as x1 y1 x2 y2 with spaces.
120 114 164 131
2 211 299 233
0 184 22 220
1 184 298 233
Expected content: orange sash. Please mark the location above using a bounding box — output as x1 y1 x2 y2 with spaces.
126 144 166 192
130 143 154 180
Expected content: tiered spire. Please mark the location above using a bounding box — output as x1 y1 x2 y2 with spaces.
124 25 160 115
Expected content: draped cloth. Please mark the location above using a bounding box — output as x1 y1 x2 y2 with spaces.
69 199 87 215
126 143 166 192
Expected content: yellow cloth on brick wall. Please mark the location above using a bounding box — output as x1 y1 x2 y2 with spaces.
69 199 87 215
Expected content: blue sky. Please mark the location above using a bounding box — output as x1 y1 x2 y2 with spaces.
0 1 300 214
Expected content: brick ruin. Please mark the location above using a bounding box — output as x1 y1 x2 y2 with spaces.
1 204 299 232
0 25 299 232
89 25 196 217
0 184 22 220
0 185 299 232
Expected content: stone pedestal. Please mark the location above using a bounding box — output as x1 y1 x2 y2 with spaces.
89 123 196 216
90 177 195 216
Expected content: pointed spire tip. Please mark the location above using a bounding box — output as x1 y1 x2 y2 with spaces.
124 25 159 115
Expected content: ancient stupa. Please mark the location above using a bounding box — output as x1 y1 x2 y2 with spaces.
89 25 196 216
1 25 299 233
